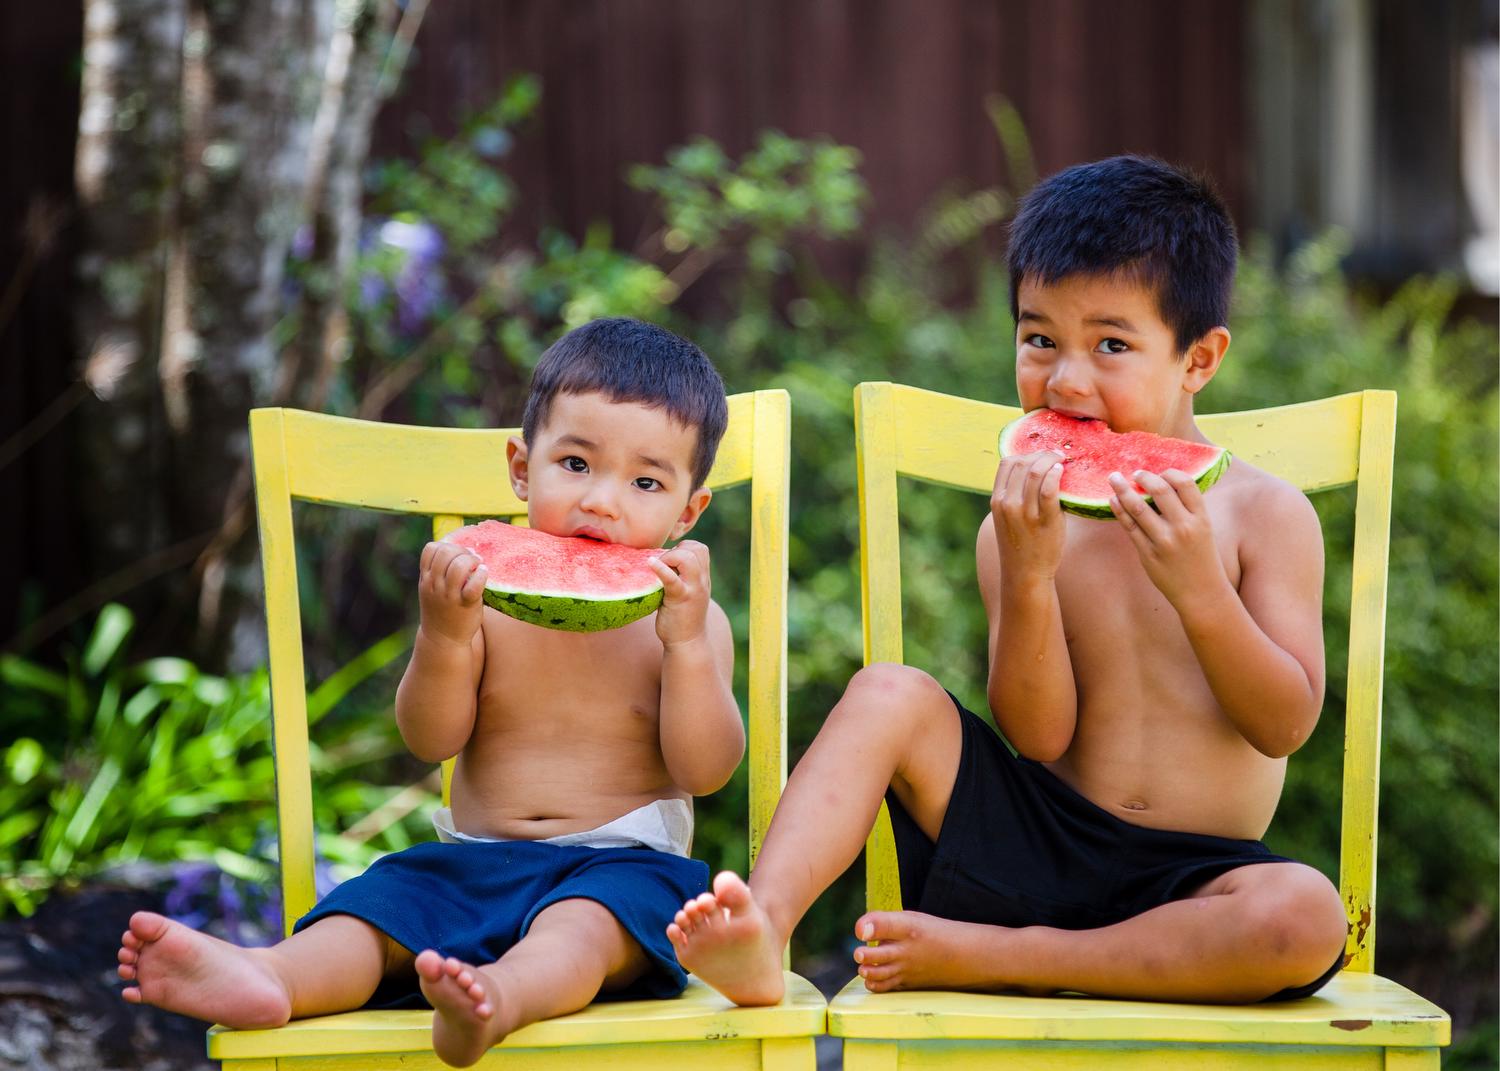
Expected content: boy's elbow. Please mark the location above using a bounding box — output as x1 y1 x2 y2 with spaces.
1248 709 1320 759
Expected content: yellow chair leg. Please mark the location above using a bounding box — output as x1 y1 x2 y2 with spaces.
760 1035 817 1070
221 1060 276 1070
843 1039 898 1071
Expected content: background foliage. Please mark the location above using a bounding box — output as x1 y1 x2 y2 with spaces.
4 79 1494 1062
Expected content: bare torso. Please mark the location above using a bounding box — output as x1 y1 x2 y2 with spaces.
993 461 1293 841
447 608 689 840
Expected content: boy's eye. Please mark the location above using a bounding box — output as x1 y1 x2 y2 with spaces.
1022 333 1055 349
633 477 660 491
1097 338 1130 354
562 456 588 473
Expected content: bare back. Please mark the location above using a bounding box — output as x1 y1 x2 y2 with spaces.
979 459 1325 841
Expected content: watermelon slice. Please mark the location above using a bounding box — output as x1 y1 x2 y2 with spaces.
997 409 1231 520
444 520 665 632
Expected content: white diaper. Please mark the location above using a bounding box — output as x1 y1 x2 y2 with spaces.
432 797 694 858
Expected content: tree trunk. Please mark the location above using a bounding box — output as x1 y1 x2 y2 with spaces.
70 0 398 667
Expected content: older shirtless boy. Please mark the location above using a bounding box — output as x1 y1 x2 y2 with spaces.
671 156 1348 1006
116 318 743 1066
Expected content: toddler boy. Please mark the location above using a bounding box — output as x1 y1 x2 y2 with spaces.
117 318 744 1066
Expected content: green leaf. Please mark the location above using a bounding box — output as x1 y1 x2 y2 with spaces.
5 739 46 785
307 634 408 723
82 604 135 677
0 655 66 696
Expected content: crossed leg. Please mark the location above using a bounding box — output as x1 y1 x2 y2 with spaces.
670 662 1348 1005
117 911 409 1028
852 860 1347 1002
417 897 648 1068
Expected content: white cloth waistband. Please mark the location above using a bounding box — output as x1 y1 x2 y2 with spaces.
432 797 694 858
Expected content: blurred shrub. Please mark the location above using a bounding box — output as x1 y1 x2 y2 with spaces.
0 604 434 924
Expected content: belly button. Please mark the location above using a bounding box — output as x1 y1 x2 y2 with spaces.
1122 799 1148 811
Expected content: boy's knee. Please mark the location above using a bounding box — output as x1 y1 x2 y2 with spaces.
1250 867 1347 976
847 663 949 719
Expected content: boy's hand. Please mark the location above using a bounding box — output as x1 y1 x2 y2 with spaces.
418 541 488 647
649 540 711 650
991 450 1067 578
1108 469 1228 608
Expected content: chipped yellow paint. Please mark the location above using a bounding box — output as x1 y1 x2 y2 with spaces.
840 384 1443 1065
242 394 820 1069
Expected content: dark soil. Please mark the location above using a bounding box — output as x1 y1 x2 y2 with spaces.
0 882 213 1071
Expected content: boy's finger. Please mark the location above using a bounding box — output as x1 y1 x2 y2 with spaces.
420 541 440 575
1159 468 1205 512
1132 471 1188 523
1108 473 1164 542
460 563 488 604
648 556 685 591
443 551 478 592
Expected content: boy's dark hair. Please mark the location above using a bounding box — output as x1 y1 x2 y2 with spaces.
522 317 728 487
1006 155 1238 352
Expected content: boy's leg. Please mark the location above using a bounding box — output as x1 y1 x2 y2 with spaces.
668 663 962 1004
416 897 648 1068
117 910 410 1027
854 860 1348 1003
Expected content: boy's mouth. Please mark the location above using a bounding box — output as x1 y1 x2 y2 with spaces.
571 526 611 543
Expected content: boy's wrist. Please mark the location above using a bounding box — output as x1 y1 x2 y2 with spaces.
416 622 474 653
660 631 711 656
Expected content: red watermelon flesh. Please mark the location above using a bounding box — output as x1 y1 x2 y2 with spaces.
997 409 1231 519
444 520 665 632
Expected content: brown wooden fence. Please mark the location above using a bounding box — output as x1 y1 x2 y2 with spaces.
375 0 1248 247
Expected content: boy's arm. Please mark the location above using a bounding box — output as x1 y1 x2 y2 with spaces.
652 541 745 795
394 542 488 763
1110 470 1325 758
979 451 1079 761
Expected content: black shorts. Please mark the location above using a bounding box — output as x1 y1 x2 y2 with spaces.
884 692 1342 1001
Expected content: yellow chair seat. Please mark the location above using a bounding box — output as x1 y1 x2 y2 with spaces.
209 973 825 1063
828 971 1448 1050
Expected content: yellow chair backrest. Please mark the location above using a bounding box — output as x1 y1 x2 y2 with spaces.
249 390 791 934
854 383 1396 973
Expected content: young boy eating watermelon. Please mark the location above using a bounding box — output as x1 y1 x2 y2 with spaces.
671 155 1348 1006
115 318 742 1066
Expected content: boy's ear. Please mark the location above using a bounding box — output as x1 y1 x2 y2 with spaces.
506 435 530 501
1182 326 1230 396
669 486 713 542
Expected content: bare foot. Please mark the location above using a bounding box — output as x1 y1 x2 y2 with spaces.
666 871 785 1006
853 910 1055 996
416 950 509 1067
116 911 292 1028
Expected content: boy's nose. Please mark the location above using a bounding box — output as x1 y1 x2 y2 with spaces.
1048 355 1091 396
579 485 621 519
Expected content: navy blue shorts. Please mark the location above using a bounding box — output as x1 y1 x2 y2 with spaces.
295 839 709 1006
884 692 1342 1001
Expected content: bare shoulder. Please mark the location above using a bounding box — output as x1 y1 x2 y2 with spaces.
1218 458 1322 546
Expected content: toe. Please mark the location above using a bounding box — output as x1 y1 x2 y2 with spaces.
118 964 136 981
710 871 753 913
666 922 687 952
129 911 169 942
122 986 142 1003
855 942 901 966
856 911 915 943
414 949 444 980
121 931 141 951
118 947 137 965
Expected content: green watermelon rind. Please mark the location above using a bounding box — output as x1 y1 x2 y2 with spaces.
482 584 663 633
997 415 1232 521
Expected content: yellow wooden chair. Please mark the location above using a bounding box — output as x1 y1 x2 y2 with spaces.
829 383 1450 1069
210 390 825 1069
